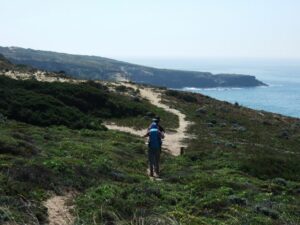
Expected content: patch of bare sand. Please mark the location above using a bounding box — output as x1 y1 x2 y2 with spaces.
44 193 75 225
104 123 145 136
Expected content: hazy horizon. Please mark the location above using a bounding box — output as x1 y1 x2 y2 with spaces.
1 0 300 60
2 45 300 63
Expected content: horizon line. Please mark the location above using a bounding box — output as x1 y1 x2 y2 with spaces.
2 45 300 62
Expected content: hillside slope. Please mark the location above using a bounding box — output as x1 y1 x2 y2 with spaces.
0 46 266 88
0 57 299 225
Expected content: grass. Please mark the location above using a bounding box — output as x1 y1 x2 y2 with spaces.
0 120 148 224
160 89 300 224
0 79 299 224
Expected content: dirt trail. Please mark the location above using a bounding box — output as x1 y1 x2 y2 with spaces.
106 83 192 156
43 83 191 224
44 194 75 225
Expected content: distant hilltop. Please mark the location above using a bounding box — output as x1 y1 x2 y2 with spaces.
0 46 267 88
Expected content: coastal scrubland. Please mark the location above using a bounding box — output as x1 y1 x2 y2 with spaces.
0 58 299 225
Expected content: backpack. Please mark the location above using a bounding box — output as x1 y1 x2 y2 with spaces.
148 124 162 149
149 122 158 129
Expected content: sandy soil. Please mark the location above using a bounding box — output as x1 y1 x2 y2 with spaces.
44 193 75 225
1 70 85 83
105 83 193 156
104 123 144 137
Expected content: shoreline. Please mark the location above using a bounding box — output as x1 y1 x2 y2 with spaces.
180 82 300 119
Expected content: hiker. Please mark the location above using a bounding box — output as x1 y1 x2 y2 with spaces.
144 117 164 177
148 116 165 152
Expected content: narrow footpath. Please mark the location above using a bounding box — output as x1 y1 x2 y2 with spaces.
44 193 75 225
44 83 192 225
106 83 193 156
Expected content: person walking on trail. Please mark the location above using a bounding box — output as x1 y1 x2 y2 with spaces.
144 117 165 177
148 116 165 158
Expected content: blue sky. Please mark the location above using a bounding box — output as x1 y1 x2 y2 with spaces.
1 0 300 59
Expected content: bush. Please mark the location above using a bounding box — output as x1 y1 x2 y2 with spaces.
165 90 198 103
0 76 157 129
240 150 300 181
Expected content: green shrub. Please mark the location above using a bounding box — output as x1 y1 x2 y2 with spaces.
0 76 160 129
165 90 198 103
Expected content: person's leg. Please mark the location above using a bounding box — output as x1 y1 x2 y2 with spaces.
154 149 160 176
148 149 155 176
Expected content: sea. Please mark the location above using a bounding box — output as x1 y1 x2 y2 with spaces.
125 58 300 118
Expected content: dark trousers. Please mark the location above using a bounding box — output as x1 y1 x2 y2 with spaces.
148 147 160 175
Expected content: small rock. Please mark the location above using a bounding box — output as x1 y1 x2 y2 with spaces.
287 186 300 195
273 178 288 186
220 122 227 127
0 210 9 221
131 96 141 102
195 106 207 115
110 171 127 181
145 112 155 117
263 120 272 126
228 195 247 206
243 182 259 192
219 106 230 113
255 205 279 219
295 188 300 195
232 124 247 132
278 130 290 139
210 120 217 125
206 122 214 127
144 187 161 197
0 113 7 124
213 140 223 145
225 142 237 148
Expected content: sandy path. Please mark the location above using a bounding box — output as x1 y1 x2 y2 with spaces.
43 83 191 224
106 83 192 156
44 194 75 225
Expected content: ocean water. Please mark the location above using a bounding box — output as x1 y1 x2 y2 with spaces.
125 58 300 118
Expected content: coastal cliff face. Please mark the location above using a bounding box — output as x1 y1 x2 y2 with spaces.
0 46 266 88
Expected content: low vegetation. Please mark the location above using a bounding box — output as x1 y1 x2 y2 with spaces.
0 61 299 224
0 120 148 224
0 76 177 130
161 89 300 224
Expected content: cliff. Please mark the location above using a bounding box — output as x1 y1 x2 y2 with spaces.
0 46 267 88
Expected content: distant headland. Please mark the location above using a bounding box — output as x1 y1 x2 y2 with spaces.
0 46 267 88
